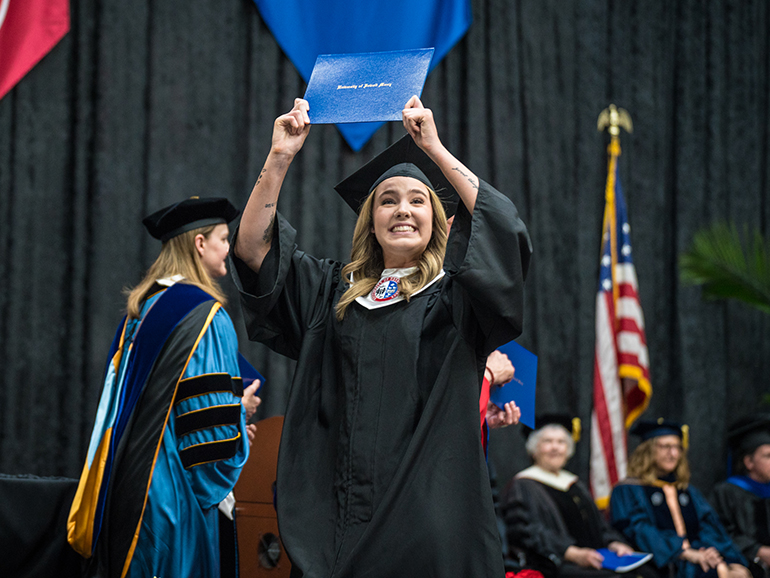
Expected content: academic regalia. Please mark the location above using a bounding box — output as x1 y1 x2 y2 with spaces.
711 478 770 564
68 282 249 578
232 180 531 578
712 413 770 574
502 466 634 578
610 478 746 578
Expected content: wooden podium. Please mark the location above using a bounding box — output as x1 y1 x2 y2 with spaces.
234 415 291 577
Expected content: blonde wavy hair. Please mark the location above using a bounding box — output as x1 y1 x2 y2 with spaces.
627 438 691 489
125 225 227 319
335 185 448 321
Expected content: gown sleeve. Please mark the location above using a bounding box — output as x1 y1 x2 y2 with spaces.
610 483 686 568
688 486 747 565
231 214 341 360
443 180 532 354
503 479 575 567
174 307 249 510
711 483 762 561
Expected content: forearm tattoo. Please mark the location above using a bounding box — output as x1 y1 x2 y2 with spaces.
451 166 479 190
255 168 266 187
262 212 275 243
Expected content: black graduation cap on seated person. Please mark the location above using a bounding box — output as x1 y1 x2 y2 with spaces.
727 413 770 457
630 418 689 449
522 414 582 443
143 196 240 242
334 134 459 217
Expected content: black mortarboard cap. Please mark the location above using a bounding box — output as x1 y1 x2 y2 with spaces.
523 414 582 442
143 197 239 242
727 413 770 456
630 418 686 443
334 134 459 216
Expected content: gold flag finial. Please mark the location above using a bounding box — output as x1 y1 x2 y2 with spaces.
597 104 633 137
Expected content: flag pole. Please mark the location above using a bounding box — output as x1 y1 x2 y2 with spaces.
597 105 633 328
590 104 648 508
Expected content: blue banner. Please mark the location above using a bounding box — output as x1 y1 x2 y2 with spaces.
252 0 471 151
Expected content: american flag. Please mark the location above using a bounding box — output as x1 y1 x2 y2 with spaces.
589 139 652 508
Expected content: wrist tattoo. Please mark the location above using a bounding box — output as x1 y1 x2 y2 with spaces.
255 168 267 187
264 202 275 208
451 166 478 190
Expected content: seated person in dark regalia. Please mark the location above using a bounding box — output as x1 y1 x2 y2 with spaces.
502 415 654 578
711 413 770 578
611 419 750 578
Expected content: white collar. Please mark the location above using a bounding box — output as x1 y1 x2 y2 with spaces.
156 274 185 287
515 465 578 491
354 267 445 310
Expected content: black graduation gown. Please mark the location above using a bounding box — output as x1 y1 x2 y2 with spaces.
232 181 531 578
501 475 628 578
711 480 770 562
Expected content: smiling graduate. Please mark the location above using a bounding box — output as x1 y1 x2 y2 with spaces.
231 96 532 577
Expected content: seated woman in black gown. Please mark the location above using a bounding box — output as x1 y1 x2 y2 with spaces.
502 415 654 578
610 419 750 578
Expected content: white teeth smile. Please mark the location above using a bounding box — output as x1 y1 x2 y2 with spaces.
391 225 415 232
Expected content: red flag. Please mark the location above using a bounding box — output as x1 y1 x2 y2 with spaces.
0 0 70 100
589 137 652 509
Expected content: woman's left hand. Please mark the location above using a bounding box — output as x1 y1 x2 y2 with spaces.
246 423 257 447
486 401 520 429
403 95 479 213
402 96 442 154
607 542 635 557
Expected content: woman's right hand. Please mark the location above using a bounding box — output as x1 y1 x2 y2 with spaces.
485 350 515 385
242 380 262 422
564 546 604 569
271 98 311 157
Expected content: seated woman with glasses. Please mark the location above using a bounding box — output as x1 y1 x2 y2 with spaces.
610 420 750 578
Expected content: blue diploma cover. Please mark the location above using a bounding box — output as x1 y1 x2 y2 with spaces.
238 352 265 395
303 48 434 124
488 340 537 429
596 549 653 572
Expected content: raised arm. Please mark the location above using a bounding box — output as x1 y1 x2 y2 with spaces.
402 95 479 214
234 98 311 272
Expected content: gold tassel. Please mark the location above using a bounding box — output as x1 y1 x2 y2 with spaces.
681 425 689 450
572 417 582 443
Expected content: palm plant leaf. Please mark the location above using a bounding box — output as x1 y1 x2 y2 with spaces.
679 222 770 314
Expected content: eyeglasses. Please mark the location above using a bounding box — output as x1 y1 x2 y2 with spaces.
655 443 683 452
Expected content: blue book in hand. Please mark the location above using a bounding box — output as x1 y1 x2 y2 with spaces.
303 48 434 124
488 340 537 429
596 549 653 573
238 352 265 395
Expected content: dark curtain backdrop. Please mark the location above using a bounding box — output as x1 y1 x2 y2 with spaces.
1 0 768 495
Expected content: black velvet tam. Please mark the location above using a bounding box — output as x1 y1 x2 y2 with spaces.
630 418 684 441
334 134 459 216
727 413 770 455
143 197 239 242
523 413 582 441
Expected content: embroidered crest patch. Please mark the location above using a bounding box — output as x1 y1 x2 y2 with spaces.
372 276 400 302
